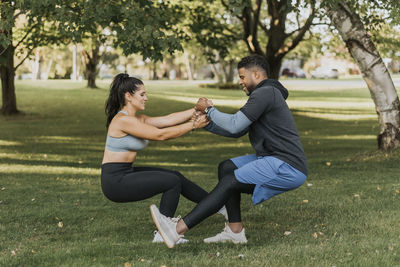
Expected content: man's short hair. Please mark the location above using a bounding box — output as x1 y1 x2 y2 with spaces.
237 54 270 77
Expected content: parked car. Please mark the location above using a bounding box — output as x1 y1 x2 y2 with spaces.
281 68 306 78
310 67 339 79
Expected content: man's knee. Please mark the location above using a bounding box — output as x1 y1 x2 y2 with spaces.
218 159 237 180
218 172 242 191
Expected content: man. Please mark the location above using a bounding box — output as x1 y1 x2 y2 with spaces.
150 54 308 248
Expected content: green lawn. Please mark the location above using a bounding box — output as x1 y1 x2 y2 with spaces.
1 79 399 266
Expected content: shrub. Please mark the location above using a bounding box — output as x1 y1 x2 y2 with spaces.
199 82 240 90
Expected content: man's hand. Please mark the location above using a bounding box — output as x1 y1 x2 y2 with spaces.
195 97 213 113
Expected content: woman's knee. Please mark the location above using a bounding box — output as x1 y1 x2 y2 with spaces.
218 159 237 180
167 172 182 185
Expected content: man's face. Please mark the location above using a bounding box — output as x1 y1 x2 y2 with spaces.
238 67 257 96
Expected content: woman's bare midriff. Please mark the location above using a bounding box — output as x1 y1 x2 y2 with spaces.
102 149 137 164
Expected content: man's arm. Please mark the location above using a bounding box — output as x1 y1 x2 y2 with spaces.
204 120 248 138
206 107 252 134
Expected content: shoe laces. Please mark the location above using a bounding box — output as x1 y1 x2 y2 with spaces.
170 215 182 223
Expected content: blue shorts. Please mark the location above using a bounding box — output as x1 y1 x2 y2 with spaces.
231 154 306 205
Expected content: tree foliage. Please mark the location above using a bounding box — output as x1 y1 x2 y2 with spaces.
0 0 185 114
182 0 321 79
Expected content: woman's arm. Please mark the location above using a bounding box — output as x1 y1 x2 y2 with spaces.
138 108 195 128
117 114 208 141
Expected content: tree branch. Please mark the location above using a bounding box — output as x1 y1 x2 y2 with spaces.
14 23 38 50
258 20 269 35
279 1 316 57
252 0 262 36
14 49 34 71
13 11 23 19
221 0 243 20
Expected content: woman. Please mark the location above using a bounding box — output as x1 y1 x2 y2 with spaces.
101 73 223 244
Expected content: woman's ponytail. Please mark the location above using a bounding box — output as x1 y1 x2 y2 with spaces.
105 73 143 128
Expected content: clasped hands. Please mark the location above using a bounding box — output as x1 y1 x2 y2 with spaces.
190 97 214 129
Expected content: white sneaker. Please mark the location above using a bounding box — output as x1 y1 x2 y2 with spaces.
203 223 248 244
152 230 189 244
150 204 183 248
217 206 228 220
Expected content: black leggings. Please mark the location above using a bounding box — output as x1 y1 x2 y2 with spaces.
101 163 208 217
183 159 255 228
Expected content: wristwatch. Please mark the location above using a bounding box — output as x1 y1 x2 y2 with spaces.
204 106 213 115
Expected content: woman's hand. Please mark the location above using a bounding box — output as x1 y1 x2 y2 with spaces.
190 110 200 122
193 114 209 129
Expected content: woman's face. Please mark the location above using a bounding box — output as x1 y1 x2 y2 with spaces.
128 85 148 111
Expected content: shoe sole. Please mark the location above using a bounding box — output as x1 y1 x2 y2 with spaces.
150 205 175 248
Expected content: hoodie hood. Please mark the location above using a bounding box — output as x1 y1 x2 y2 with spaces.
254 79 289 100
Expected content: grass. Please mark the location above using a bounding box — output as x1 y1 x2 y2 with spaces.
1 79 400 266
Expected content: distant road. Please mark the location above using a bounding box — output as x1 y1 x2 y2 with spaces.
146 77 400 91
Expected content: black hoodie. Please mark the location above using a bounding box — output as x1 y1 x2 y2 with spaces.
239 79 308 176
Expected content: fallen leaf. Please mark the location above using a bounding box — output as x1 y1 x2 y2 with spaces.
377 186 381 191
284 231 292 236
1 187 5 191
11 250 16 256
326 162 331 166
124 262 131 267
302 199 309 203
216 252 221 257
354 194 360 198
307 183 313 187
31 198 35 201
238 254 245 259
58 221 63 228
312 232 318 238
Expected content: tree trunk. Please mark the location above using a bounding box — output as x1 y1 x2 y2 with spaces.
71 45 78 81
265 55 283 80
43 58 53 80
327 2 400 150
184 52 194 80
152 62 158 80
0 40 18 115
83 44 99 88
222 60 235 83
32 49 41 80
211 63 223 83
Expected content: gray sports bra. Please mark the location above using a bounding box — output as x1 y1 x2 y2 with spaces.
105 111 149 152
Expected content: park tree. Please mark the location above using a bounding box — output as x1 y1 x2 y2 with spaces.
182 1 243 82
180 0 321 80
0 0 183 115
55 0 183 88
325 1 400 150
0 0 63 115
225 0 318 79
